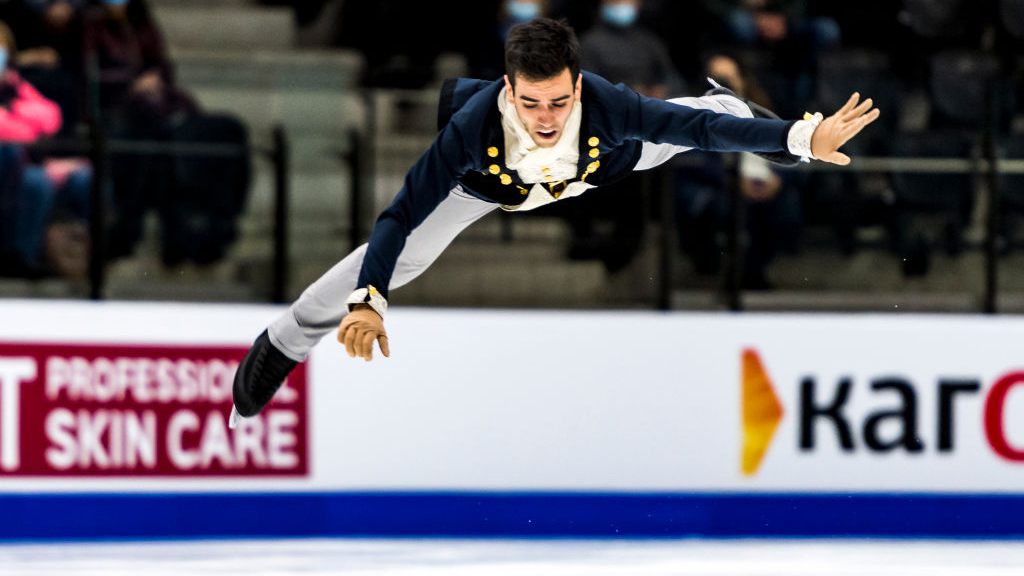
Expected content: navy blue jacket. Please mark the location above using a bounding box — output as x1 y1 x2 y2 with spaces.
358 71 795 298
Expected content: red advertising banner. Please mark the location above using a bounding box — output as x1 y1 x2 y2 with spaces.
0 342 308 476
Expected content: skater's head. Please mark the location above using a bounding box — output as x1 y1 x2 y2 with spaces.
504 17 580 89
503 17 582 148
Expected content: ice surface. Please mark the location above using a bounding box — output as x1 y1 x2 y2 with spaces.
0 538 1021 576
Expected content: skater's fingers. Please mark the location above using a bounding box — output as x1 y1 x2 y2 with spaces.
841 97 873 122
360 330 376 361
835 92 859 116
378 334 390 357
343 324 359 357
336 320 352 345
839 107 880 141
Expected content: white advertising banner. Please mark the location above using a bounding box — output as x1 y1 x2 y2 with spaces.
0 299 1022 493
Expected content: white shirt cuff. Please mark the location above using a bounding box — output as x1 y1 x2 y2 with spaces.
346 285 388 317
786 112 823 161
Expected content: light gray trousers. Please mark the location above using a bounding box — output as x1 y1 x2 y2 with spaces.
268 95 751 361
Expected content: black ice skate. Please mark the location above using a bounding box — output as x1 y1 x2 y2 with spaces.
230 330 298 426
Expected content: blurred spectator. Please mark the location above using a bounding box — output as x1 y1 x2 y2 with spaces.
83 0 193 120
703 0 839 46
0 20 91 278
547 0 599 32
632 0 717 85
560 0 682 272
672 51 801 289
7 0 86 136
579 0 683 98
468 0 548 81
807 1 901 53
334 0 465 88
83 0 250 267
700 0 840 118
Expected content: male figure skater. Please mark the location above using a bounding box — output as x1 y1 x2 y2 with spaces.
230 17 878 424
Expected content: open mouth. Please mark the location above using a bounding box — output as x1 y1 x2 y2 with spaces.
536 129 558 141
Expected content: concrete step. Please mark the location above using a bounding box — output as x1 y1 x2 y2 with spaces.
236 163 351 222
235 217 566 262
105 279 261 303
186 85 365 135
410 238 573 266
393 257 609 308
172 49 364 92
370 89 442 136
234 208 594 306
0 278 88 299
462 213 569 242
289 135 354 173
154 6 295 51
373 136 435 158
173 49 365 137
104 255 262 302
288 172 352 213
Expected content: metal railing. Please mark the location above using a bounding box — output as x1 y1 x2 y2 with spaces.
353 83 1024 313
21 122 293 303
651 150 1024 314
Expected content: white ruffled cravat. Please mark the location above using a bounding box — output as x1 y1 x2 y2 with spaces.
497 86 582 184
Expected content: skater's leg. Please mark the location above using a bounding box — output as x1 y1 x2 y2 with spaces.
234 188 495 420
268 187 497 361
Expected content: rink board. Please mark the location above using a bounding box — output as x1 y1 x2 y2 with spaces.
0 300 1023 539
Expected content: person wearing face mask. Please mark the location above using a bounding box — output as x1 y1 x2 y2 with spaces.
505 0 542 25
4 0 86 137
557 0 684 272
83 0 191 117
229 18 880 425
468 0 548 82
333 0 463 88
582 0 681 104
0 20 92 279
700 0 840 118
83 0 251 268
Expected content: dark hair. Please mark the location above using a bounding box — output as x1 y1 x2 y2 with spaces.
504 17 580 89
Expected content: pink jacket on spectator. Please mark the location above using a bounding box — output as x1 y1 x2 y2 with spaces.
0 71 62 143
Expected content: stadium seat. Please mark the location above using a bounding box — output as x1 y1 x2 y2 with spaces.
888 129 977 272
1000 0 1024 39
900 0 972 38
796 49 902 254
928 50 1007 132
815 48 902 151
996 133 1024 252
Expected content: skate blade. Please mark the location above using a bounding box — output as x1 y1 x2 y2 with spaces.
228 405 244 429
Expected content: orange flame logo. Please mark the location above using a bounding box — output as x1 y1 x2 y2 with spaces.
741 349 784 476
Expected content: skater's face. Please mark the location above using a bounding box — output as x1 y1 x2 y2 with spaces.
505 68 582 148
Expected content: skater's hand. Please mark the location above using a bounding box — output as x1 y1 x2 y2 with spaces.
337 304 390 361
810 93 880 165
